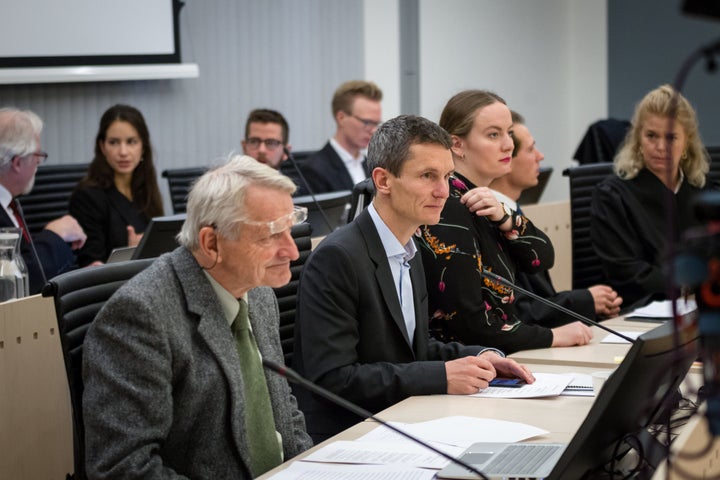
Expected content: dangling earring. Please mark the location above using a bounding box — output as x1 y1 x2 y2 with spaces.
681 150 688 160
637 146 644 160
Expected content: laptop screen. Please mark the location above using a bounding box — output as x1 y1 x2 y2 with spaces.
131 214 186 260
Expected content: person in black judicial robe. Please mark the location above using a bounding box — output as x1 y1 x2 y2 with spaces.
69 186 150 266
590 85 714 310
0 107 86 294
69 104 164 266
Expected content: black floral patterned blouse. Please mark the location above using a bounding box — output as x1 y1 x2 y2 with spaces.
417 172 555 354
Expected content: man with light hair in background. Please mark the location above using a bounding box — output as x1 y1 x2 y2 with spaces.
298 80 383 194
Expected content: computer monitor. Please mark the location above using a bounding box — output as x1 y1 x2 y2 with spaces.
517 166 553 205
131 214 186 260
549 318 699 478
293 190 352 237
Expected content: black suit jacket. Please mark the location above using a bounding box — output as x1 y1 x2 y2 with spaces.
293 209 482 442
0 207 75 294
69 185 150 266
515 270 596 328
296 142 369 195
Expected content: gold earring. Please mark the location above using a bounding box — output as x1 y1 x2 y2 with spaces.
682 150 688 160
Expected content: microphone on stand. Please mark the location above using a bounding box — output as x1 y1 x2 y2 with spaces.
479 268 637 344
284 147 333 234
262 359 490 480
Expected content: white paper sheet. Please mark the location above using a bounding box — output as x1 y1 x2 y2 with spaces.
601 331 642 344
300 440 463 469
627 298 696 319
356 416 549 447
470 372 572 398
267 462 437 480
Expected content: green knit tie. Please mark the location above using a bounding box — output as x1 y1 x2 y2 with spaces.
232 299 283 477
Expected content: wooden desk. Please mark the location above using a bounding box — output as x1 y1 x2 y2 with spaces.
258 364 598 478
510 324 636 369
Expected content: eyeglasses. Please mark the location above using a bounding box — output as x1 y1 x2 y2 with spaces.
349 114 381 130
242 205 308 237
245 137 284 150
30 151 48 163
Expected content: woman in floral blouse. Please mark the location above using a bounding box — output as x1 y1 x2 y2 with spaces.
417 90 593 354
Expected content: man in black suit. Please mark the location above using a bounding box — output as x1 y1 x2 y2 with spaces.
489 111 622 326
0 108 86 294
297 80 382 195
293 115 535 443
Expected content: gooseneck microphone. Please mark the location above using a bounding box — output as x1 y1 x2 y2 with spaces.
284 147 333 234
262 359 489 480
479 268 637 344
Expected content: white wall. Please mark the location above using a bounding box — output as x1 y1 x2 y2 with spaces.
364 0 401 119
368 0 609 202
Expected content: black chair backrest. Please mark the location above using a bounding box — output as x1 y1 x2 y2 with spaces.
18 163 89 235
562 163 614 290
272 222 312 366
708 147 720 185
347 178 375 223
161 167 207 214
42 258 155 480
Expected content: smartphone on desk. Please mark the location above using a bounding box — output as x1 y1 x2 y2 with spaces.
488 378 527 388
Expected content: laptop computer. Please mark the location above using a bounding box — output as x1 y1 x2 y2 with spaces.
437 442 566 479
438 320 698 479
131 214 186 260
106 246 137 263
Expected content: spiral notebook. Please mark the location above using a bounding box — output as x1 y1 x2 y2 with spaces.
561 374 594 397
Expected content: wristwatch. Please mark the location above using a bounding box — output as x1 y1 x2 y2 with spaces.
489 202 513 226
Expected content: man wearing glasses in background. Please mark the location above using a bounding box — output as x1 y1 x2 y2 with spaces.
0 107 86 294
83 155 312 479
297 80 383 195
242 108 292 170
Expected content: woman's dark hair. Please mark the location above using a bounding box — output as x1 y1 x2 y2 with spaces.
79 104 164 217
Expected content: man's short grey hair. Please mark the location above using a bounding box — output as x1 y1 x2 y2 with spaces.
367 114 451 177
177 154 297 250
0 108 43 171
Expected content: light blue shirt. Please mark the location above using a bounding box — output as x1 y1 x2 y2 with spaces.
367 203 417 343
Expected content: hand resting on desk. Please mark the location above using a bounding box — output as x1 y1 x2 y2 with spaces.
445 353 536 394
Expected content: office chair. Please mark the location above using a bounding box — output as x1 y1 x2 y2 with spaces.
562 162 614 289
42 259 155 480
161 167 207 214
273 222 312 366
347 178 375 223
18 163 89 235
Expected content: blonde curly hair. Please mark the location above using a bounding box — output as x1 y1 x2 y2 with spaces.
614 84 709 187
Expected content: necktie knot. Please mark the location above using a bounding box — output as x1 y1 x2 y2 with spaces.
233 298 250 332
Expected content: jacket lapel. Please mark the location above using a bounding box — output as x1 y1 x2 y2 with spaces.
356 211 415 352
170 248 254 474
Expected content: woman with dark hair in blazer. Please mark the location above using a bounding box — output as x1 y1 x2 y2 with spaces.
70 104 164 266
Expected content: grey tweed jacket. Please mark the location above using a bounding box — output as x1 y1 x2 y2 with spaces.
82 247 312 479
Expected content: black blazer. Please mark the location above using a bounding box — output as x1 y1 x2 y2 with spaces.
514 270 596 328
297 142 369 195
0 207 75 294
293 209 482 442
69 186 150 266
